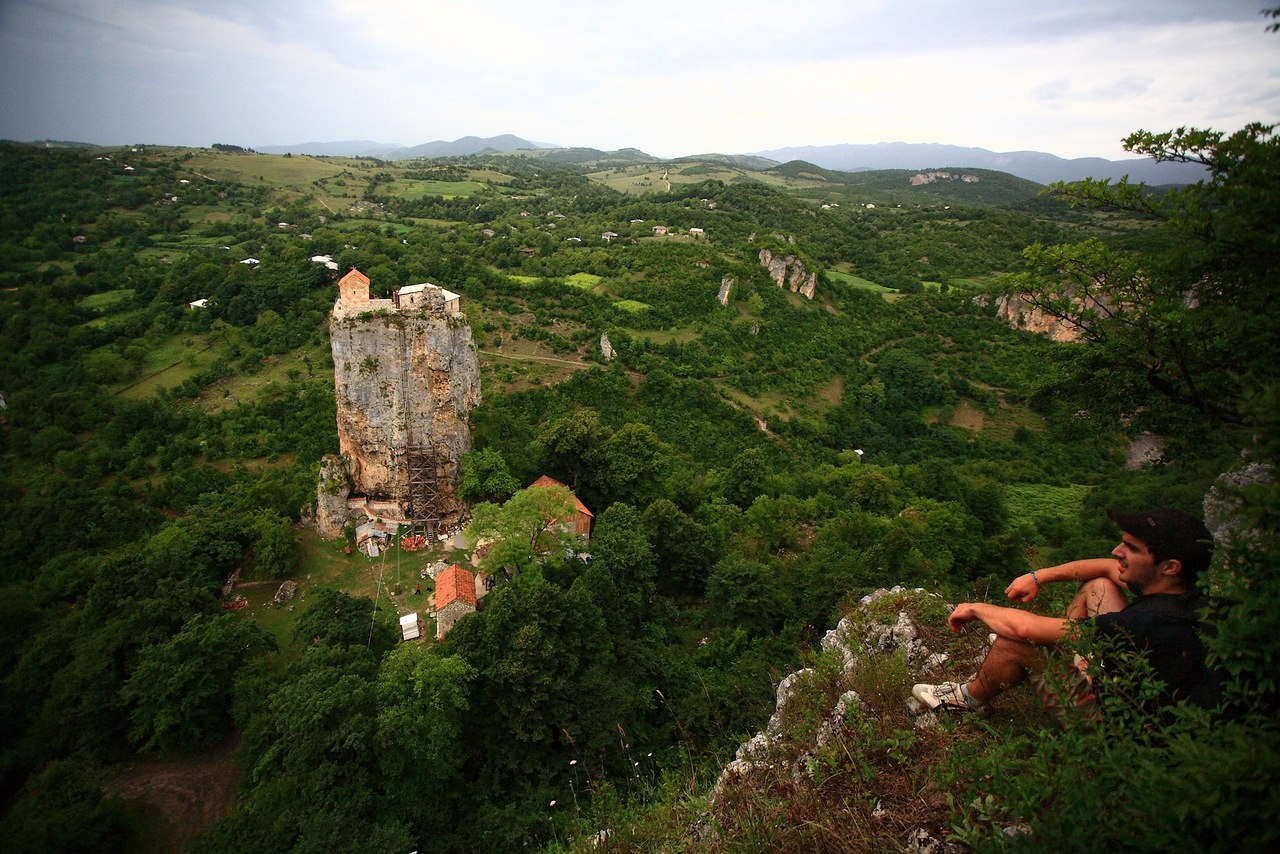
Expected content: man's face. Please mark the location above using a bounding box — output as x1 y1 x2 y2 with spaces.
1112 533 1161 592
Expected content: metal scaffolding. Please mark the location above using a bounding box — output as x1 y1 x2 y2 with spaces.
404 443 442 535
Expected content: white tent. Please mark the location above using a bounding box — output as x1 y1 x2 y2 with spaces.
399 613 421 641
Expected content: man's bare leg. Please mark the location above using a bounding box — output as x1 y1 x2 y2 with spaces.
965 636 1045 704
1067 576 1128 620
964 578 1127 705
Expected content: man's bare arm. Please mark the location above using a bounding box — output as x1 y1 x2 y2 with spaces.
948 602 1071 644
1005 558 1122 603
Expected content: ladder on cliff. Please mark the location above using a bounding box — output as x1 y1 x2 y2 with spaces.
404 443 442 536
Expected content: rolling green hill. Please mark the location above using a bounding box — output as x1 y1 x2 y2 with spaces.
770 159 1047 205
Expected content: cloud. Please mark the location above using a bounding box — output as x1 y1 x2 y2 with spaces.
1 0 1275 157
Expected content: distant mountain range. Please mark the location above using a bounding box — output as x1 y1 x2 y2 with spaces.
751 142 1209 186
254 135 559 160
254 134 1209 186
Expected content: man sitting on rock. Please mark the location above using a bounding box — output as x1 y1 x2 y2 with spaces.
912 508 1217 714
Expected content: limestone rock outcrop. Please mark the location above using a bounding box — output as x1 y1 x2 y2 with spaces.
1125 432 1165 470
909 170 980 186
1204 462 1274 545
708 586 945 811
759 249 816 299
311 454 351 539
717 276 733 306
991 293 1083 342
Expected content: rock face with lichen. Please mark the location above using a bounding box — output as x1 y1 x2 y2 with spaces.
311 454 351 538
759 249 816 299
329 274 480 526
991 293 1083 342
706 586 951 840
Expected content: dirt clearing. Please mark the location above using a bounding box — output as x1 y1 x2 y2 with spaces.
104 736 241 853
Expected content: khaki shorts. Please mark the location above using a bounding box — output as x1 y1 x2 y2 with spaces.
1033 654 1098 720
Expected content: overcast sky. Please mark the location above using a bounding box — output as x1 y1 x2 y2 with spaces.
1 0 1276 159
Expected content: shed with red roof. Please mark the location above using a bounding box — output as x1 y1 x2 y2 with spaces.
529 475 593 538
434 564 477 639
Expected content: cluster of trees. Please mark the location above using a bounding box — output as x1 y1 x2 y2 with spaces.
0 118 1275 851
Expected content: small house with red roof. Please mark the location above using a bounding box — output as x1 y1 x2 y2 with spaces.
434 564 478 639
529 475 593 538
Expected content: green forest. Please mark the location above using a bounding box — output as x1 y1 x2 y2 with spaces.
0 119 1276 852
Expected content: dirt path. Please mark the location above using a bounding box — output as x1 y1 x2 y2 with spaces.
480 348 645 383
480 349 590 368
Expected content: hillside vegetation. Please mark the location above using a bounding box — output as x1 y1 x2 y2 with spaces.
0 126 1275 852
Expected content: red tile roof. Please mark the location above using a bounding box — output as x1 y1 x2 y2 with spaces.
529 475 593 518
435 564 477 609
339 268 370 287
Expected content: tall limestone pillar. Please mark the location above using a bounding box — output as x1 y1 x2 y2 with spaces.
328 273 480 529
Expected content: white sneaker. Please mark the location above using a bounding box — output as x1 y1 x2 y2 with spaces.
912 681 972 712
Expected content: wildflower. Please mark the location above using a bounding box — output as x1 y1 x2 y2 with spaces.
549 800 557 807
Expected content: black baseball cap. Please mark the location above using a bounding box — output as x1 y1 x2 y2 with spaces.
1107 507 1214 578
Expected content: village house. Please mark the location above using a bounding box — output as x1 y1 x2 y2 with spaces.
434 564 478 639
394 282 462 315
529 475 594 538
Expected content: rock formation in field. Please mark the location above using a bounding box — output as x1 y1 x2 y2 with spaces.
759 249 816 299
908 170 980 186
717 276 733 306
989 293 1084 343
311 454 351 539
328 269 480 532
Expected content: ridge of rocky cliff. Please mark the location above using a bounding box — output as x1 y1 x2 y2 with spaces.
705 586 963 848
